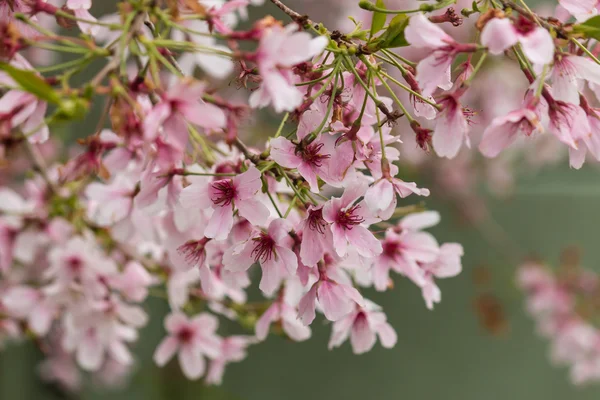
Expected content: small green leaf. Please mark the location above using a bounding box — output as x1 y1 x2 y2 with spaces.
370 0 386 37
0 62 61 104
379 13 409 48
574 15 600 41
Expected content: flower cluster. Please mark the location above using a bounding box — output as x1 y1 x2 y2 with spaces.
1 0 599 391
518 259 600 385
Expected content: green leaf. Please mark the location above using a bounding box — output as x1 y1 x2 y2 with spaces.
573 15 600 41
370 0 386 37
0 62 61 104
379 13 409 48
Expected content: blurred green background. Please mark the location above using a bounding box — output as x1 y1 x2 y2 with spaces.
4 0 600 399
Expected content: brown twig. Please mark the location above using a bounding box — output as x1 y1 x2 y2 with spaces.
269 0 313 27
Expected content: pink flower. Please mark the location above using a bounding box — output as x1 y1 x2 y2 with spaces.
66 0 100 36
108 261 154 303
298 265 366 324
270 136 331 192
569 106 600 169
547 99 589 150
153 312 221 380
551 54 600 104
328 303 397 354
481 16 554 65
144 80 226 150
479 103 543 158
255 298 311 341
322 183 382 258
558 0 598 21
249 24 328 112
419 243 463 310
222 218 297 296
372 227 439 291
85 174 137 227
432 94 470 158
364 165 430 220
0 53 49 143
180 165 269 240
206 336 252 385
299 205 334 267
405 13 477 96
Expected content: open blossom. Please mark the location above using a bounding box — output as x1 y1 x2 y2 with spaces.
479 101 543 158
405 13 477 96
419 243 463 310
223 218 297 295
328 302 397 354
180 165 269 240
558 0 598 21
270 136 331 192
299 205 334 267
322 183 382 259
255 296 311 341
481 16 554 65
569 105 600 169
550 54 600 105
153 312 221 380
66 0 101 36
432 94 470 158
298 266 366 324
364 164 430 220
144 80 226 150
249 24 328 112
206 336 252 385
0 55 48 143
372 224 439 291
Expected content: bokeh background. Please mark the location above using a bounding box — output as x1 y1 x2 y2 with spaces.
3 0 600 399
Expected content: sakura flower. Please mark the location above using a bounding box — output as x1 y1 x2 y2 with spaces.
223 218 297 296
299 205 334 267
270 136 331 192
419 243 464 310
62 311 139 371
179 165 269 240
249 24 328 112
328 302 397 354
322 183 382 258
298 267 366 324
479 102 543 158
567 102 600 169
85 174 137 227
481 16 554 65
171 19 235 79
551 54 600 104
405 13 478 96
371 222 440 291
547 99 589 149
206 336 252 385
66 0 101 36
432 94 470 158
0 60 49 143
558 0 598 22
153 312 221 380
108 261 154 303
2 285 57 335
255 297 311 341
144 80 226 150
364 164 430 220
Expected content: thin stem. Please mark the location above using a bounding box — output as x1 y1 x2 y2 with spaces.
274 113 290 138
359 55 414 123
571 38 600 66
